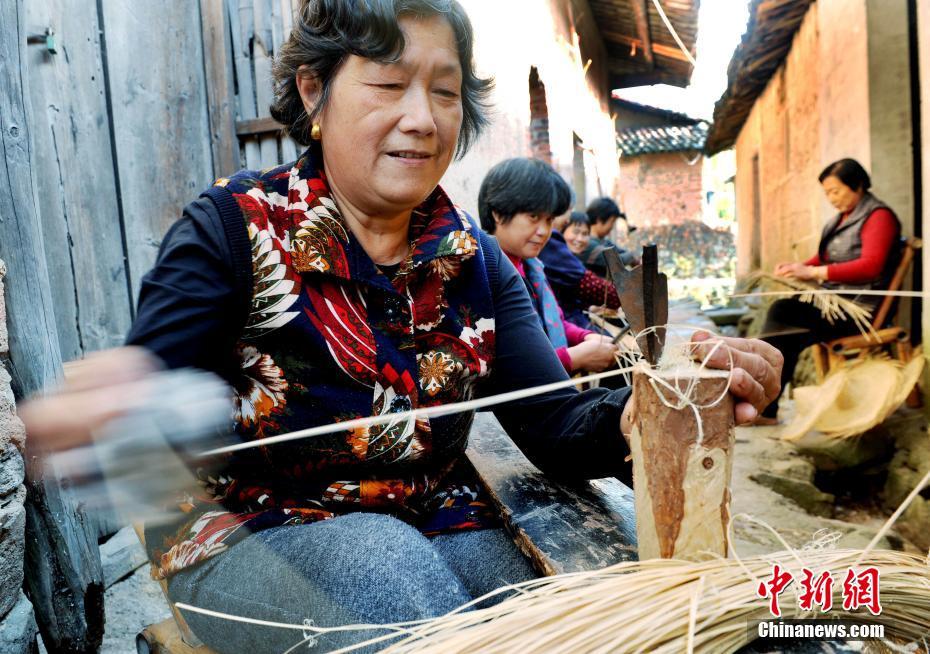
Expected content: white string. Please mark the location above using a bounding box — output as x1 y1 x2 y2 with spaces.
734 288 927 299
200 325 741 458
633 325 735 444
651 0 698 67
198 365 637 457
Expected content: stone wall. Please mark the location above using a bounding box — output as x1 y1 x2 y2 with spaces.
618 152 703 227
0 261 38 653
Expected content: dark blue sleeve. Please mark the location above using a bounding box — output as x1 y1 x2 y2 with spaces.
125 197 242 380
479 234 632 483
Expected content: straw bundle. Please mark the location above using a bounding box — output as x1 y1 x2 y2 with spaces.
344 545 930 654
744 273 874 336
781 352 925 441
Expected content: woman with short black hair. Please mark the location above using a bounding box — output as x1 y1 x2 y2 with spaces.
479 158 619 373
759 157 902 422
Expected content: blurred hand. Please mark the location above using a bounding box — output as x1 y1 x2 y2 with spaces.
774 262 824 282
688 332 784 424
18 347 163 452
568 338 619 373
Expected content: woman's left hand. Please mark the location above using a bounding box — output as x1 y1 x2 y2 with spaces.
774 262 825 282
688 332 784 424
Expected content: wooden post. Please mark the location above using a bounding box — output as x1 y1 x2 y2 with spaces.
0 1 104 650
630 364 735 561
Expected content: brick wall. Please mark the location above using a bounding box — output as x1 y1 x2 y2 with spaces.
732 0 915 278
734 6 824 276
618 151 703 227
529 68 553 164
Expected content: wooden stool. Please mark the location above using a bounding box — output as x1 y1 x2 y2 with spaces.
133 525 218 654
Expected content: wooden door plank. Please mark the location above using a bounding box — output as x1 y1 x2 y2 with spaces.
25 0 130 542
253 0 278 168
229 0 261 169
0 3 105 650
24 0 133 362
99 0 216 300
200 0 241 178
275 0 298 163
466 413 637 576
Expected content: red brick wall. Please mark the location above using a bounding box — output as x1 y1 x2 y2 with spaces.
528 68 552 164
618 152 703 227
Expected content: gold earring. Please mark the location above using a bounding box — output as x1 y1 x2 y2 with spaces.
310 123 322 141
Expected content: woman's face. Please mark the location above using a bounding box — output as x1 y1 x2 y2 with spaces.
494 212 554 260
564 222 590 255
821 175 864 213
304 15 464 216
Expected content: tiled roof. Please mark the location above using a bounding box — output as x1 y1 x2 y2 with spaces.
617 122 709 156
611 97 701 126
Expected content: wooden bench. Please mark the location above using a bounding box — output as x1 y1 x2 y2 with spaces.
134 412 637 652
813 237 923 407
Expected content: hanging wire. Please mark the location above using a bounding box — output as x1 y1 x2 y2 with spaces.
652 0 699 67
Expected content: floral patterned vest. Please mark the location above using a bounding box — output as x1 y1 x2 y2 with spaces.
148 152 497 579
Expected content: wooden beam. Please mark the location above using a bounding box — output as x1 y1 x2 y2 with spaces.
466 413 637 576
0 1 104 650
611 34 692 63
235 116 284 137
631 0 655 66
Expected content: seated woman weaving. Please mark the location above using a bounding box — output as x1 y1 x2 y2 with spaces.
759 158 902 422
538 210 623 331
478 157 618 372
19 1 782 652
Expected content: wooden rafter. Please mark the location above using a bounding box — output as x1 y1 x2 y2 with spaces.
631 0 654 66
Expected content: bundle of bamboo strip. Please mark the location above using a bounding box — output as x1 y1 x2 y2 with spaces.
744 273 875 336
781 351 925 441
339 545 928 654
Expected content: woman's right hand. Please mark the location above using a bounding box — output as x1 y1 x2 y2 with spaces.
773 262 800 277
568 338 618 373
18 346 164 452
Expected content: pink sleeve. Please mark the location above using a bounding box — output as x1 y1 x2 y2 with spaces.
555 346 573 372
558 304 593 345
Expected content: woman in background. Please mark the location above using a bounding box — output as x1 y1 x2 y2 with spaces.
759 158 901 422
563 211 591 256
479 157 619 373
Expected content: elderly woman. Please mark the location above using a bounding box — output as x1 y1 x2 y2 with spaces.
759 158 901 422
478 158 619 372
21 1 781 652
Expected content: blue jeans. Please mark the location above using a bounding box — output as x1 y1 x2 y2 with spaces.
167 513 538 653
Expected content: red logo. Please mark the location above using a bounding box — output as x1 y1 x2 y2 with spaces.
842 567 882 616
757 564 794 617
